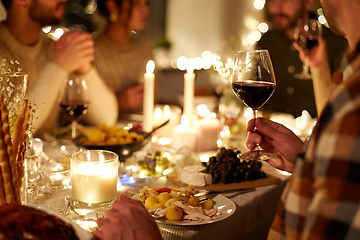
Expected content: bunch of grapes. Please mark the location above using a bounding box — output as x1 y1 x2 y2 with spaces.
202 147 267 184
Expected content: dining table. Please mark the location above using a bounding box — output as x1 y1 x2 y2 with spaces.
29 133 290 240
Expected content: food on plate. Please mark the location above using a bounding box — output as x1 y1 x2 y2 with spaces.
78 124 144 146
164 205 183 221
139 186 159 203
0 204 80 240
139 186 218 221
180 147 267 186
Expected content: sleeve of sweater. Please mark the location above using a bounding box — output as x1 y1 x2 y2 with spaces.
26 62 68 132
79 67 118 126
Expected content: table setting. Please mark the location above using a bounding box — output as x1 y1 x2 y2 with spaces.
0 52 319 240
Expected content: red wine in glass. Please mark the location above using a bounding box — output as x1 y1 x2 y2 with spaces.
61 78 89 139
60 100 90 121
232 50 277 161
232 80 275 110
296 35 319 51
293 19 322 79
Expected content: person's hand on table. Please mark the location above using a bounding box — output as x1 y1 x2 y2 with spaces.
245 118 304 173
93 195 162 240
293 36 328 68
117 84 144 111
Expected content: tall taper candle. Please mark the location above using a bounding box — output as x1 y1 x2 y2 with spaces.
143 60 155 132
183 67 195 126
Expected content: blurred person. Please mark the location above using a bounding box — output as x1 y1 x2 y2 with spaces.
94 194 162 240
0 0 118 137
94 0 158 117
245 0 360 237
257 0 349 118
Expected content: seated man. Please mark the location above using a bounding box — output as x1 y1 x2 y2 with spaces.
0 0 118 137
257 0 349 118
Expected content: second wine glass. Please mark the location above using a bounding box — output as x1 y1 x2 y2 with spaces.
60 78 90 139
232 50 276 161
293 19 322 79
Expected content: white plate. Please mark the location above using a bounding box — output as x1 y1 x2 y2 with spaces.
133 194 236 226
28 204 93 240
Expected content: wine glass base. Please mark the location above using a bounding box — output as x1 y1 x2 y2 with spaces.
238 150 277 161
293 72 312 80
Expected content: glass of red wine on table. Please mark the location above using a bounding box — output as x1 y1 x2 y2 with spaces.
293 19 322 79
60 78 90 139
232 50 276 161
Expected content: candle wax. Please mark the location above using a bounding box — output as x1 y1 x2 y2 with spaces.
194 118 221 152
171 124 196 152
72 164 117 204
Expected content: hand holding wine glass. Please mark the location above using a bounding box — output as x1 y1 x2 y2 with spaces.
232 50 276 161
293 19 322 79
60 78 90 139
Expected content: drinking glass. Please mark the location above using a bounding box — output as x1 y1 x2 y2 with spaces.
293 19 322 79
0 72 28 134
232 50 276 161
60 78 90 139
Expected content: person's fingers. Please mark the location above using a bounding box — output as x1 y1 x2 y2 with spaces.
93 230 104 239
255 118 291 138
246 118 256 132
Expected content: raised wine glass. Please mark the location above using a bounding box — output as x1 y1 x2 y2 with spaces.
232 50 276 161
293 19 322 79
60 78 90 139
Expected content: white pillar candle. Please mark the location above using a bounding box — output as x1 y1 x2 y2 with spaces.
71 150 118 206
194 111 221 152
153 104 181 139
171 115 196 152
143 60 155 132
183 68 195 127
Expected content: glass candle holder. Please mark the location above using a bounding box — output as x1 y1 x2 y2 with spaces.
70 150 119 207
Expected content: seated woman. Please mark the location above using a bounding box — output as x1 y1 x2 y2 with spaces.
94 0 159 117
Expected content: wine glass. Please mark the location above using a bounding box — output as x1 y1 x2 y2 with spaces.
293 19 322 79
60 78 90 139
232 50 276 161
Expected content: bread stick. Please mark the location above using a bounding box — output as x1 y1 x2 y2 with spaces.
0 94 19 204
12 99 30 189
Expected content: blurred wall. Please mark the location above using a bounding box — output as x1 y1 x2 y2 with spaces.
166 0 264 60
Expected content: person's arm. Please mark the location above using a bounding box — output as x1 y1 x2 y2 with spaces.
294 37 335 116
79 67 118 126
310 63 334 116
26 62 68 133
299 110 360 239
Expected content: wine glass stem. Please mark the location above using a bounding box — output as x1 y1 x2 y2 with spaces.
303 57 310 73
71 120 77 139
253 109 261 151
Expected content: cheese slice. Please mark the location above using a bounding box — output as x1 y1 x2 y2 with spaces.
179 165 212 186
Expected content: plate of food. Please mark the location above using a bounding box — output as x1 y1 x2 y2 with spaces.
0 204 93 240
73 124 150 162
133 186 236 226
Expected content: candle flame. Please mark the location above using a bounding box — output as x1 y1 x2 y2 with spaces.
181 115 188 126
154 108 162 119
146 60 155 73
205 109 211 121
164 105 171 118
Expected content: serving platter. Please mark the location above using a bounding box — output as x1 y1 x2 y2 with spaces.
166 172 281 192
